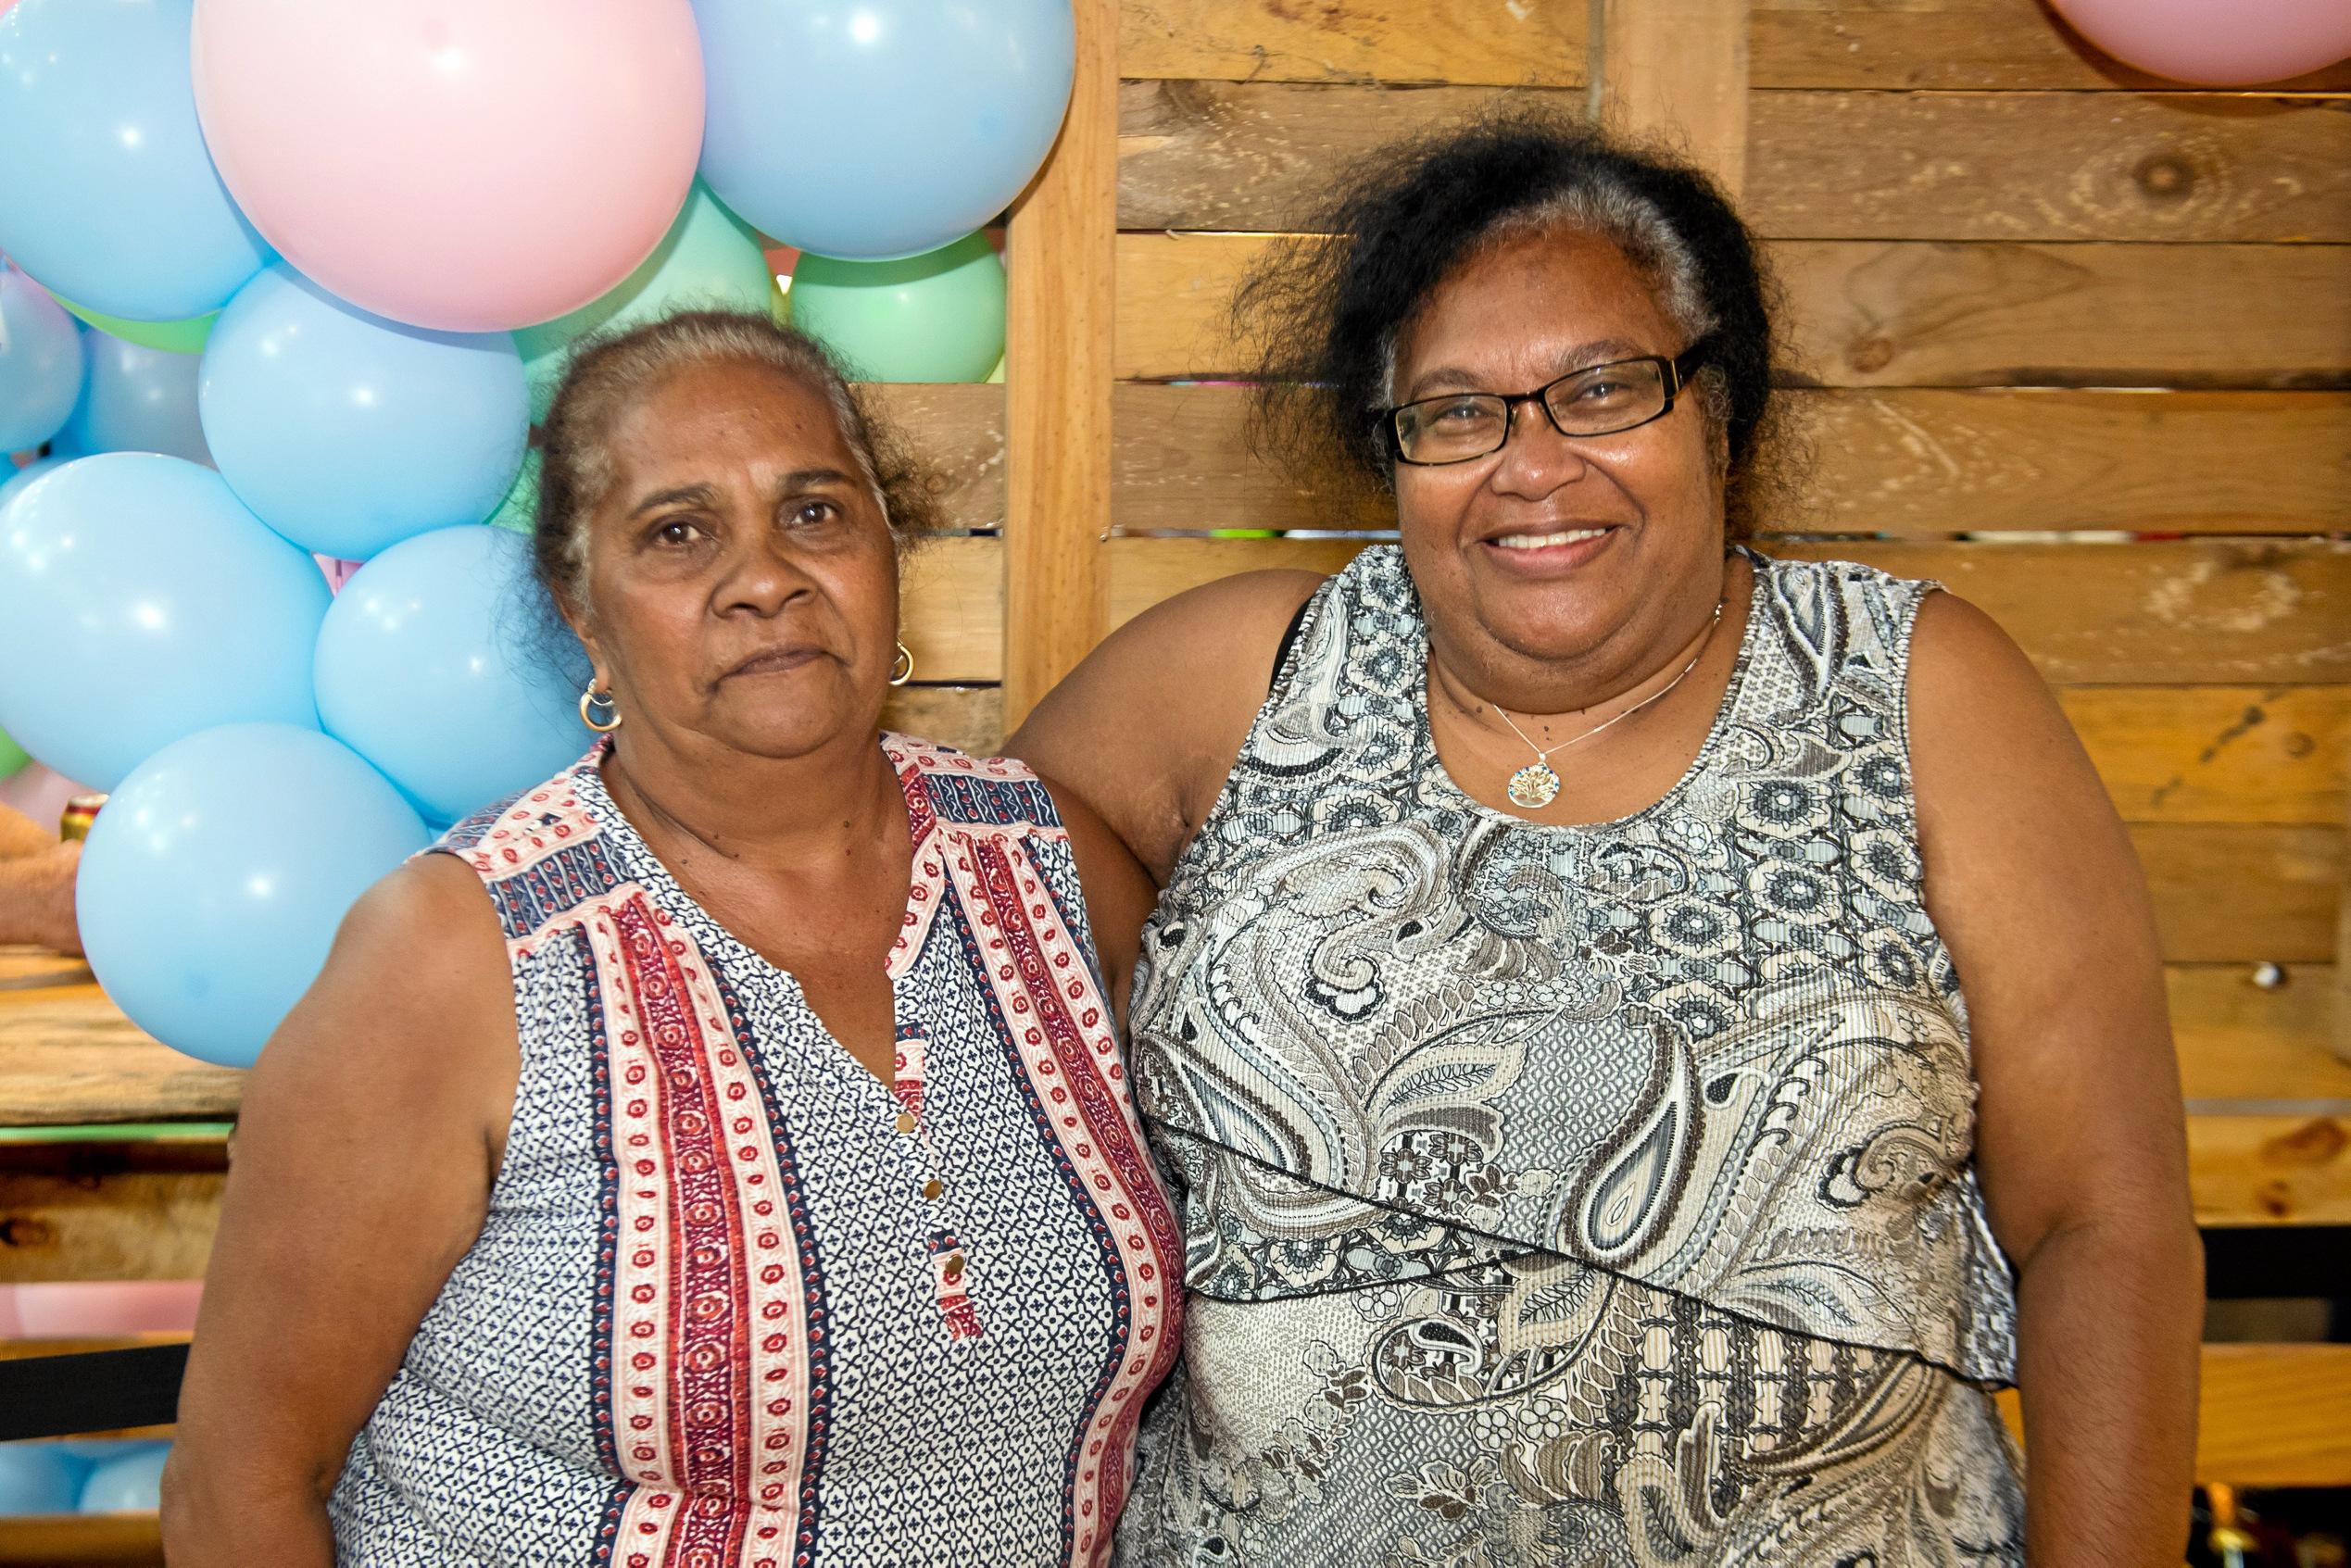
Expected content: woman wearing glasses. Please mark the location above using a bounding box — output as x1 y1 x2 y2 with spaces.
1013 119 2199 1565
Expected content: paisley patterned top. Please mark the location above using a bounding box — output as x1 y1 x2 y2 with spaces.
1115 547 2024 1568
329 736 1182 1568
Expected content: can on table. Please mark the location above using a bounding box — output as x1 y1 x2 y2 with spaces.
58 794 106 842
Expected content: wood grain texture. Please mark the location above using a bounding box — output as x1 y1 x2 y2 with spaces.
1005 0 1117 724
899 536 1004 684
2056 686 2346 827
1105 383 2351 535
1746 92 2351 243
1750 0 2351 93
2128 823 2342 964
2194 1343 2351 1486
1117 79 1578 232
1117 0 2351 94
1114 230 1266 381
880 685 1007 756
1776 240 2351 390
1785 389 2351 534
1774 539 2351 684
1118 0 1586 86
2000 1344 2351 1488
0 974 241 1129
2170 965 2351 1103
0 1514 163 1568
1116 80 2351 243
1113 232 2351 387
0 1171 222 1282
1600 0 1752 195
1104 535 2351 684
2191 1115 2351 1225
861 383 1003 530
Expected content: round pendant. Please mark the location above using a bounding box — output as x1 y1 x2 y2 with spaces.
1507 761 1561 809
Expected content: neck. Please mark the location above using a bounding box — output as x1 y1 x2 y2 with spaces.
1431 554 1741 741
600 721 902 878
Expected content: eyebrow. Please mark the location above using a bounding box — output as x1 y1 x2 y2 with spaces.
775 467 858 494
627 469 860 518
630 483 718 518
1404 337 1652 400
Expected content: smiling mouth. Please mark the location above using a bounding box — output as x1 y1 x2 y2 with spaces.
1486 525 1618 551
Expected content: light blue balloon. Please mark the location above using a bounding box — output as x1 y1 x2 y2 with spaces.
694 0 1075 259
317 527 591 827
77 1444 169 1512
52 329 212 465
0 1444 85 1515
52 1440 158 1463
0 454 329 789
0 0 269 320
0 266 83 452
77 722 430 1067
199 264 527 560
0 458 65 511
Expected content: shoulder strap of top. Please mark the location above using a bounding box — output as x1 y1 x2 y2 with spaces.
429 751 618 946
884 734 1062 836
1741 549 1937 741
1266 594 1316 697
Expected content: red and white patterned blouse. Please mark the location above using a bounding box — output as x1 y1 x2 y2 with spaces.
328 736 1183 1568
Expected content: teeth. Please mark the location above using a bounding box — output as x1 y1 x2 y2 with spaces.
1491 527 1609 550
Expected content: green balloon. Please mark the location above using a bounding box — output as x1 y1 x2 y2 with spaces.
515 182 773 422
0 724 30 781
787 232 1005 383
52 294 216 355
485 445 542 535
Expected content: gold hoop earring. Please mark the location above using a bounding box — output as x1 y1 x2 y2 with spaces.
888 643 914 687
578 684 622 734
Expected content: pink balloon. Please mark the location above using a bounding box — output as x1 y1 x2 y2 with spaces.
11 1281 204 1337
191 0 705 332
2051 0 2351 85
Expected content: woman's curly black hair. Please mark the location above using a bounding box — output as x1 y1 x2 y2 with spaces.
1234 111 1793 537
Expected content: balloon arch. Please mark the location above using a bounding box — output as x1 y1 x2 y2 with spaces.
0 0 1071 1067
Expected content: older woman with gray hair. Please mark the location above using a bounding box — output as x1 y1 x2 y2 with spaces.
1014 119 2200 1565
165 312 1180 1567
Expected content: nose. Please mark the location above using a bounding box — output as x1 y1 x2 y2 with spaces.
714 530 816 618
1486 397 1590 501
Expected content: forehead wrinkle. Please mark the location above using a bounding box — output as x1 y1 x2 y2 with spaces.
1405 336 1653 400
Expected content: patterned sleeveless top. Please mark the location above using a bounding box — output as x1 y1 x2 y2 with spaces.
329 736 1183 1568
1116 547 2025 1568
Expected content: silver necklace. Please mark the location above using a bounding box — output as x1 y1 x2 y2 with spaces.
1486 599 1725 809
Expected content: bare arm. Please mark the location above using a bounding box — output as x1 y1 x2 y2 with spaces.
0 802 58 861
1007 570 1324 884
0 840 80 952
1908 593 2200 1565
161 855 518 1567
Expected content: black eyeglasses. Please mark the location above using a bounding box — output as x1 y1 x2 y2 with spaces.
1378 343 1710 466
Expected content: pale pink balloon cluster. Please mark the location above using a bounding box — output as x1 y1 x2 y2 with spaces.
0 1280 203 1337
2052 0 2351 85
189 0 705 333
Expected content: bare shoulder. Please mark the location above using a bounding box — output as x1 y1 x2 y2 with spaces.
242 852 515 1152
313 851 509 1006
1905 589 2083 791
1054 567 1327 701
1007 569 1326 881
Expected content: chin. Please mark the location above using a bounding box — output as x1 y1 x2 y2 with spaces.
707 692 884 762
